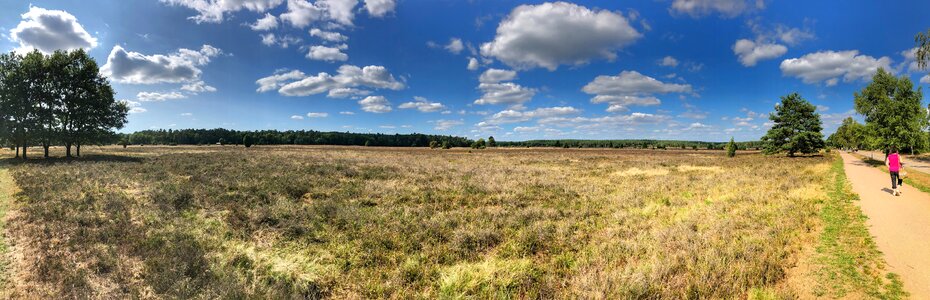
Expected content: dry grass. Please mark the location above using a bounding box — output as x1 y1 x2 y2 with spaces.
0 145 844 298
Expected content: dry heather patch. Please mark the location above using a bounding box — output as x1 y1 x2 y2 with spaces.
2 146 833 298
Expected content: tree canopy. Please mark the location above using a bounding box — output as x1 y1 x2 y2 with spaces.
0 49 127 159
853 68 927 153
761 93 825 156
827 117 867 150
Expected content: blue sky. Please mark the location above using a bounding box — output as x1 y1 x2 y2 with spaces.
1 0 929 141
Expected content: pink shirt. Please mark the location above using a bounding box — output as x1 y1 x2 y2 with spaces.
888 153 901 172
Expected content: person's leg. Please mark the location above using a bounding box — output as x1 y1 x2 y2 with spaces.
891 172 899 194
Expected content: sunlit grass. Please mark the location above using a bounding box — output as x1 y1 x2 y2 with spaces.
0 146 901 298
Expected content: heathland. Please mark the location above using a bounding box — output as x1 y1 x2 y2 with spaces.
0 146 904 298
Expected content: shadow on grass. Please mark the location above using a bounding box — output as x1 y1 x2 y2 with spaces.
0 154 143 166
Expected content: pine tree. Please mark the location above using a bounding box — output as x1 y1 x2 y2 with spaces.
761 93 825 156
726 137 736 157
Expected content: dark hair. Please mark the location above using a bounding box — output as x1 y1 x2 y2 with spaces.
891 147 898 154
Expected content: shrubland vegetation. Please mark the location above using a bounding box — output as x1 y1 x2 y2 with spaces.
497 138 763 150
0 145 898 298
121 128 474 148
761 93 825 156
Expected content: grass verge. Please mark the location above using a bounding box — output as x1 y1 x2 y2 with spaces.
808 154 906 298
0 166 14 295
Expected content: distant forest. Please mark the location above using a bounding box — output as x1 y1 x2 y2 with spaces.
118 128 762 150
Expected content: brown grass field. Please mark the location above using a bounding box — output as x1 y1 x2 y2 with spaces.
0 146 904 299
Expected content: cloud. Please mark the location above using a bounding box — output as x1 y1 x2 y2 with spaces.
536 112 669 131
445 38 464 54
364 0 396 17
467 57 480 71
513 126 539 133
259 65 404 97
658 56 679 67
306 112 329 118
922 74 930 84
479 68 517 83
732 39 787 67
137 91 187 102
474 82 537 107
9 6 98 54
399 96 446 112
256 69 306 92
260 33 302 48
480 2 641 70
250 13 279 30
780 50 892 85
161 0 284 23
101 44 222 84
776 25 814 46
582 70 691 112
358 95 392 113
339 111 355 115
327 87 371 98
669 0 763 18
685 122 710 130
291 115 305 120
481 106 581 125
122 100 147 114
307 44 349 62
310 28 347 42
433 119 464 130
181 80 217 93
280 0 324 28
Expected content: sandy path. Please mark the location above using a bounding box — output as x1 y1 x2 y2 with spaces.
840 152 930 298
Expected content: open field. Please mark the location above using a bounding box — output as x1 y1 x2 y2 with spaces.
0 146 903 298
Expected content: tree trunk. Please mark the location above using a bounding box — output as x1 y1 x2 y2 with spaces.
15 146 19 158
65 143 72 158
76 144 81 157
43 143 49 158
21 141 27 160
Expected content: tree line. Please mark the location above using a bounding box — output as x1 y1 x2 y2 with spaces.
119 129 473 148
496 139 764 150
0 49 128 159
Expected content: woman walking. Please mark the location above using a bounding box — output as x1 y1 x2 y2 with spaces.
885 148 903 196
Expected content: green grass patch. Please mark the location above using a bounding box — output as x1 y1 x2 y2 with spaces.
0 167 14 293
810 154 906 298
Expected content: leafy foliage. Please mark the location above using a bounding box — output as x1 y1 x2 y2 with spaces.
853 68 927 153
762 93 825 156
827 117 867 150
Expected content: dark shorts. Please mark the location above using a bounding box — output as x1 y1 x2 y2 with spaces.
890 171 901 189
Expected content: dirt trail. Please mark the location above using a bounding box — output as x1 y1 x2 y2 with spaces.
840 152 930 298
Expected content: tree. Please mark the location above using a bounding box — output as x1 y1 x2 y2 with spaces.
761 93 825 156
726 137 736 157
243 135 253 148
441 141 451 149
429 140 439 149
854 68 927 153
916 29 930 71
487 136 496 147
472 138 486 149
828 117 866 150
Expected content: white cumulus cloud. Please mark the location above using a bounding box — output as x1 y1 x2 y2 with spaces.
101 44 222 84
479 68 517 83
9 6 98 54
670 0 763 18
161 0 284 23
358 95 392 113
364 0 396 17
181 80 217 93
474 82 537 108
780 50 892 85
307 44 349 62
582 70 692 112
732 39 787 67
399 96 447 112
309 28 347 42
250 13 279 30
306 112 329 118
137 91 187 102
480 2 641 70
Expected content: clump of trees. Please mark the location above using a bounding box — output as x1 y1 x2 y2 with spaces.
827 117 867 150
0 50 128 159
471 138 487 149
495 139 762 150
761 93 825 156
853 68 927 153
